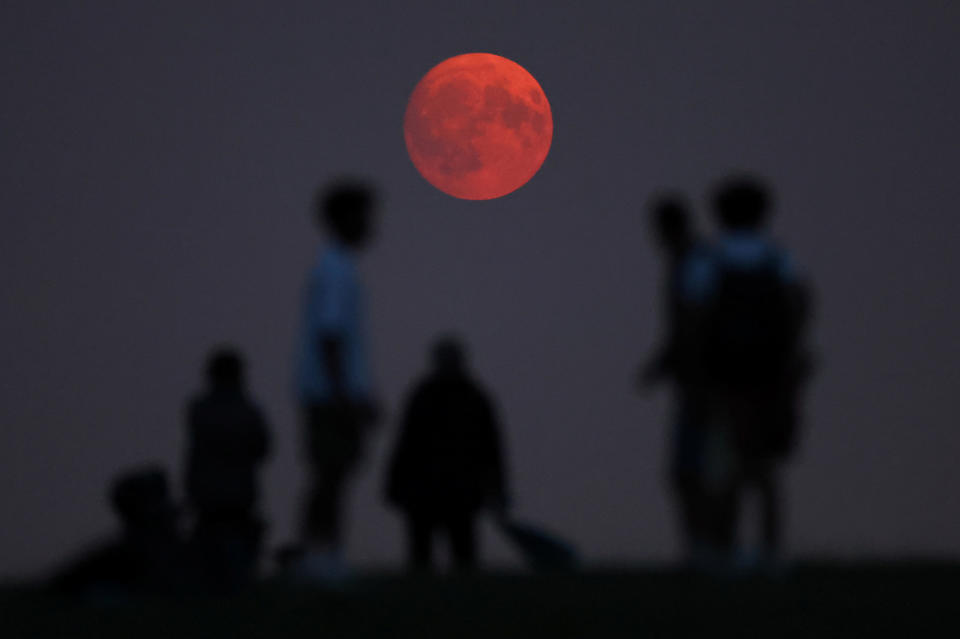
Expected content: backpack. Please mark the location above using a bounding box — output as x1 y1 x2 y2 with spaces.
702 252 796 388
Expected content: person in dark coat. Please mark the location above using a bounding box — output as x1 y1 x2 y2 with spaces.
184 347 271 586
386 337 508 571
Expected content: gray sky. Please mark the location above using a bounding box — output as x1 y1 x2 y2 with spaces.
2 1 959 578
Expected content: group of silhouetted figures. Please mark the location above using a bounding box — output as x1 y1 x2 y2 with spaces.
640 180 813 574
53 174 813 596
53 352 272 595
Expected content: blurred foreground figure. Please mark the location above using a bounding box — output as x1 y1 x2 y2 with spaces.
185 348 271 587
294 180 380 582
637 194 711 565
682 176 813 572
386 337 508 571
52 467 189 596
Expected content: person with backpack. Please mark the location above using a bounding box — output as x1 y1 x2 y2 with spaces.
679 176 812 572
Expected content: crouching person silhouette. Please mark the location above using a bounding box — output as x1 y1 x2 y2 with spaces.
52 467 189 597
386 337 509 572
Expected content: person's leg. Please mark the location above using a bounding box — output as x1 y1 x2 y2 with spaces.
302 406 332 546
301 405 358 551
407 512 434 571
446 511 478 571
213 510 262 587
304 464 347 548
297 409 359 582
701 420 741 567
671 395 708 560
671 474 699 554
756 460 781 558
189 509 218 584
714 479 741 556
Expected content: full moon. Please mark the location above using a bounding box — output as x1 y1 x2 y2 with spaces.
404 53 553 200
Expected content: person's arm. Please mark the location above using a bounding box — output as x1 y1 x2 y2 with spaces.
251 406 271 462
673 251 716 387
638 344 672 390
775 249 816 380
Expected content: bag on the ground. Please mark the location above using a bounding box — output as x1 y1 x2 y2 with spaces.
496 518 579 571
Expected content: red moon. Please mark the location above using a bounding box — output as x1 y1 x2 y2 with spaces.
404 53 553 200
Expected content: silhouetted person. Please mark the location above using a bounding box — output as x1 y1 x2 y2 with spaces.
294 180 380 581
184 347 271 587
52 467 189 596
638 194 711 564
681 176 812 572
386 337 508 571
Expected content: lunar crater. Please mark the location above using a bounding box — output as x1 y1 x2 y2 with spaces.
404 53 552 200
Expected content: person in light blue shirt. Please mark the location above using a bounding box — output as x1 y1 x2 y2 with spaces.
679 176 813 573
294 180 379 581
297 238 373 403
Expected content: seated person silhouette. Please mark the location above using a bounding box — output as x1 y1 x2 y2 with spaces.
385 337 508 572
184 347 271 587
52 466 188 596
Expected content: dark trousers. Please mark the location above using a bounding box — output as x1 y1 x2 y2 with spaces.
707 390 786 558
718 456 781 555
672 474 706 552
191 509 263 587
406 510 477 571
302 404 363 547
670 396 707 554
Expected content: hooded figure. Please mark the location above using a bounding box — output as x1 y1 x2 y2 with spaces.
386 337 508 570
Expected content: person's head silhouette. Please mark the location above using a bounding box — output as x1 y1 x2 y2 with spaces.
315 180 378 249
648 194 693 256
431 336 467 378
206 347 244 390
712 176 772 231
110 467 176 532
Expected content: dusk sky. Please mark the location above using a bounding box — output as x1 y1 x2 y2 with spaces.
2 1 959 578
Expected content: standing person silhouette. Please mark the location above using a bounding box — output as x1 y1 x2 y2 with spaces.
638 194 711 566
294 180 380 582
681 176 812 573
386 337 508 571
185 348 271 587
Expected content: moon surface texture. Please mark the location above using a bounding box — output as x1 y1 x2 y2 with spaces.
404 53 553 200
